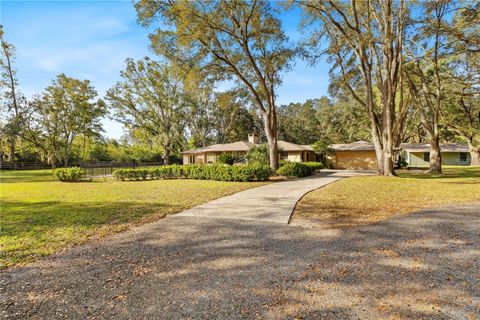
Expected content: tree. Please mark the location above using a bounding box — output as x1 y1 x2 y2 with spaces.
403 1 450 174
0 25 26 162
277 100 322 145
188 88 255 148
23 74 106 168
106 58 191 164
296 0 407 176
135 0 296 169
441 2 480 165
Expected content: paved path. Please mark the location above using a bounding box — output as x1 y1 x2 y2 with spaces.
176 169 373 224
1 203 478 319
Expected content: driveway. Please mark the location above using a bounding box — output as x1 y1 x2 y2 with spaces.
176 169 373 223
1 202 478 319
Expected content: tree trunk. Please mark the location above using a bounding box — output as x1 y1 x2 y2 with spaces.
49 154 57 169
263 112 279 170
468 143 480 166
8 142 14 162
163 146 170 165
427 135 442 174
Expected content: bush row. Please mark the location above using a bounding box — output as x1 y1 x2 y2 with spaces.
53 167 86 182
276 161 323 178
113 164 272 182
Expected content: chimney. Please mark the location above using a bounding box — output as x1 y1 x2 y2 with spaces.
248 133 259 144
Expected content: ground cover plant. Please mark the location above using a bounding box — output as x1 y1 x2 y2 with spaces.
0 169 268 268
293 166 480 228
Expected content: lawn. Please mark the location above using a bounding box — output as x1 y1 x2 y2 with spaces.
293 166 480 228
0 170 268 269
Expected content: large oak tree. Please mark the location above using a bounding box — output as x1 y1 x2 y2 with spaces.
134 0 295 169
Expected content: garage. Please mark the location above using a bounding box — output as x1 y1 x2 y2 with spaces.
328 141 378 170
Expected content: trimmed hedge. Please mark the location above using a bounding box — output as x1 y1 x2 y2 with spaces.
113 164 272 182
303 162 324 172
276 161 323 178
53 167 86 182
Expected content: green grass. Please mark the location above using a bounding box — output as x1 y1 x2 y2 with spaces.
0 170 268 269
294 166 480 228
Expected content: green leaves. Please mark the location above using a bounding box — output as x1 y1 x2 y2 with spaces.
53 167 86 182
113 164 272 182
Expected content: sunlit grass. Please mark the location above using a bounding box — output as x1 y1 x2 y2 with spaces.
0 169 267 268
294 166 480 228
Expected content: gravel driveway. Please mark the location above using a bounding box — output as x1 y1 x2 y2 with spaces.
1 203 479 319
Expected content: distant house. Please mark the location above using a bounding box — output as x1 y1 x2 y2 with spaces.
401 143 471 167
327 141 471 170
181 134 316 165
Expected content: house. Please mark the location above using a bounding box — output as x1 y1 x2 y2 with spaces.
400 143 471 167
181 134 316 165
327 141 471 170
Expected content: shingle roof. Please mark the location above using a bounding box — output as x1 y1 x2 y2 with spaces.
400 143 469 153
329 141 470 153
331 141 375 151
181 141 257 154
181 140 314 154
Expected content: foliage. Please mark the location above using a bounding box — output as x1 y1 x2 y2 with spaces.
302 162 324 172
113 164 272 182
245 145 270 166
218 152 244 165
22 74 106 168
276 162 315 178
106 58 190 164
53 167 86 182
0 25 27 162
0 169 267 268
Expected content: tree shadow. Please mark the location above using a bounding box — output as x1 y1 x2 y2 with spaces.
1 203 479 319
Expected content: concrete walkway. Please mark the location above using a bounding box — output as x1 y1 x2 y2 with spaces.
175 169 373 224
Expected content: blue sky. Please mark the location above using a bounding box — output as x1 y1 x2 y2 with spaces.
1 0 330 138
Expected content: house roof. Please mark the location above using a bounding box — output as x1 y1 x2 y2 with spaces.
329 141 470 153
400 143 469 153
278 141 314 152
181 140 314 154
331 141 376 151
181 141 257 154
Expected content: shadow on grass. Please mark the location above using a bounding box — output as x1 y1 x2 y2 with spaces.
1 203 479 319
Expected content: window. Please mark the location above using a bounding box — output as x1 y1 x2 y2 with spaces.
280 151 288 160
189 155 195 164
206 154 216 164
460 152 468 162
423 152 430 162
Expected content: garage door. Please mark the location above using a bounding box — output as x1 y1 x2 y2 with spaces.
335 151 377 170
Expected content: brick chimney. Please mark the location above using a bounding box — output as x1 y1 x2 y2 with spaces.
248 133 259 144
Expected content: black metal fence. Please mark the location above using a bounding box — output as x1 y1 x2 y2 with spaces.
79 161 164 178
0 162 51 170
0 161 164 177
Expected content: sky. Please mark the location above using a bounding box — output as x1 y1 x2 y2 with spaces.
1 0 330 138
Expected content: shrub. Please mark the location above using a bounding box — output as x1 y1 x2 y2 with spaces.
112 164 272 182
246 145 270 166
303 162 323 172
53 167 86 182
218 152 244 165
276 162 313 178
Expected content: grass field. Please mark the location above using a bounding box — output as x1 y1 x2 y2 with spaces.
294 166 480 228
0 170 268 269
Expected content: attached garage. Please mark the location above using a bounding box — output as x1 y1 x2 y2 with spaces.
328 141 378 170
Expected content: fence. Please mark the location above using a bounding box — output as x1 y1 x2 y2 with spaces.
0 162 51 170
80 161 164 178
0 161 164 177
